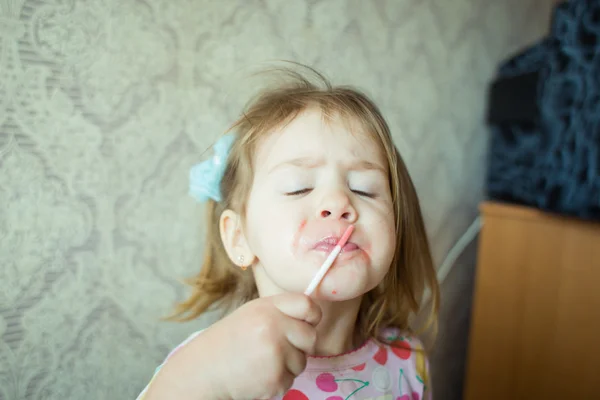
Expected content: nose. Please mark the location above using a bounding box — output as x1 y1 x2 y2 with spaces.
317 190 358 222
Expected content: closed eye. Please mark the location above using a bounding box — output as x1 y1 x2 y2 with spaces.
285 188 313 196
352 190 376 198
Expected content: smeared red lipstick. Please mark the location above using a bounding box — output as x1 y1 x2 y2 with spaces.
291 219 308 251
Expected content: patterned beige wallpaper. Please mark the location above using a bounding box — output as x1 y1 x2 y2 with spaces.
0 0 558 399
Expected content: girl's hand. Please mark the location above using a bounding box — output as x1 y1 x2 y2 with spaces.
144 293 322 400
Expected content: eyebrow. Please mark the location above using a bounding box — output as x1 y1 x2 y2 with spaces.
268 157 387 174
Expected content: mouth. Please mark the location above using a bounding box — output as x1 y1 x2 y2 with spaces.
312 236 360 253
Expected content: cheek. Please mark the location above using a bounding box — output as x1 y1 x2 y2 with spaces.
375 220 396 264
245 208 303 259
291 218 307 250
386 226 397 259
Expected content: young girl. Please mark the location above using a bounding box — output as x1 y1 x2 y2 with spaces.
138 67 440 400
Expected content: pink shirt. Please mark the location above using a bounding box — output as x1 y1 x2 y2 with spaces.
138 330 432 400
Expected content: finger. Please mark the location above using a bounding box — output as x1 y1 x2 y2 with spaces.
277 372 295 398
271 293 322 326
284 318 318 356
283 341 308 377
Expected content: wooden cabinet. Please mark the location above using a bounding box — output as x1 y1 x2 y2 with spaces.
464 202 600 400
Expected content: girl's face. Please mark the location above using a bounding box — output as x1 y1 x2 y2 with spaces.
242 108 396 300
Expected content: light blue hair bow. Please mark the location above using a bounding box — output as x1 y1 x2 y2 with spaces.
189 134 236 202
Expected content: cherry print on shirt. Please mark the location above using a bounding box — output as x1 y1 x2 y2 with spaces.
399 368 405 394
336 379 369 400
338 380 359 397
397 393 420 400
397 368 421 400
351 362 366 371
316 373 370 400
390 339 412 360
373 346 388 365
282 389 309 400
326 397 344 400
316 373 338 392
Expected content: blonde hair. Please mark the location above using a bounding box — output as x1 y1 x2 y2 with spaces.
170 65 440 342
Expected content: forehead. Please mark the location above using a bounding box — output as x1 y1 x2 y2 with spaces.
254 108 387 169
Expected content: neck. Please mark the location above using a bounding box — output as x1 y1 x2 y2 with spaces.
252 267 364 356
312 296 363 356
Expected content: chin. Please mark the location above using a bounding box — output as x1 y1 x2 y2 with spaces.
314 291 363 302
313 272 375 302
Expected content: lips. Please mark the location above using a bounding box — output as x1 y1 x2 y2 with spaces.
312 236 360 253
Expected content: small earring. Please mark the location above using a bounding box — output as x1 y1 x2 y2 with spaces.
238 255 247 270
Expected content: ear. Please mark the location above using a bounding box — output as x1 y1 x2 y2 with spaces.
219 209 256 269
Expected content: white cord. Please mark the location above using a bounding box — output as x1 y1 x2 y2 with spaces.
422 215 483 305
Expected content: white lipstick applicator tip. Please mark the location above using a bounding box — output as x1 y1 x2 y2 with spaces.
304 225 355 297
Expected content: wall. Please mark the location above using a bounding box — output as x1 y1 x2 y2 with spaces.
0 0 558 399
